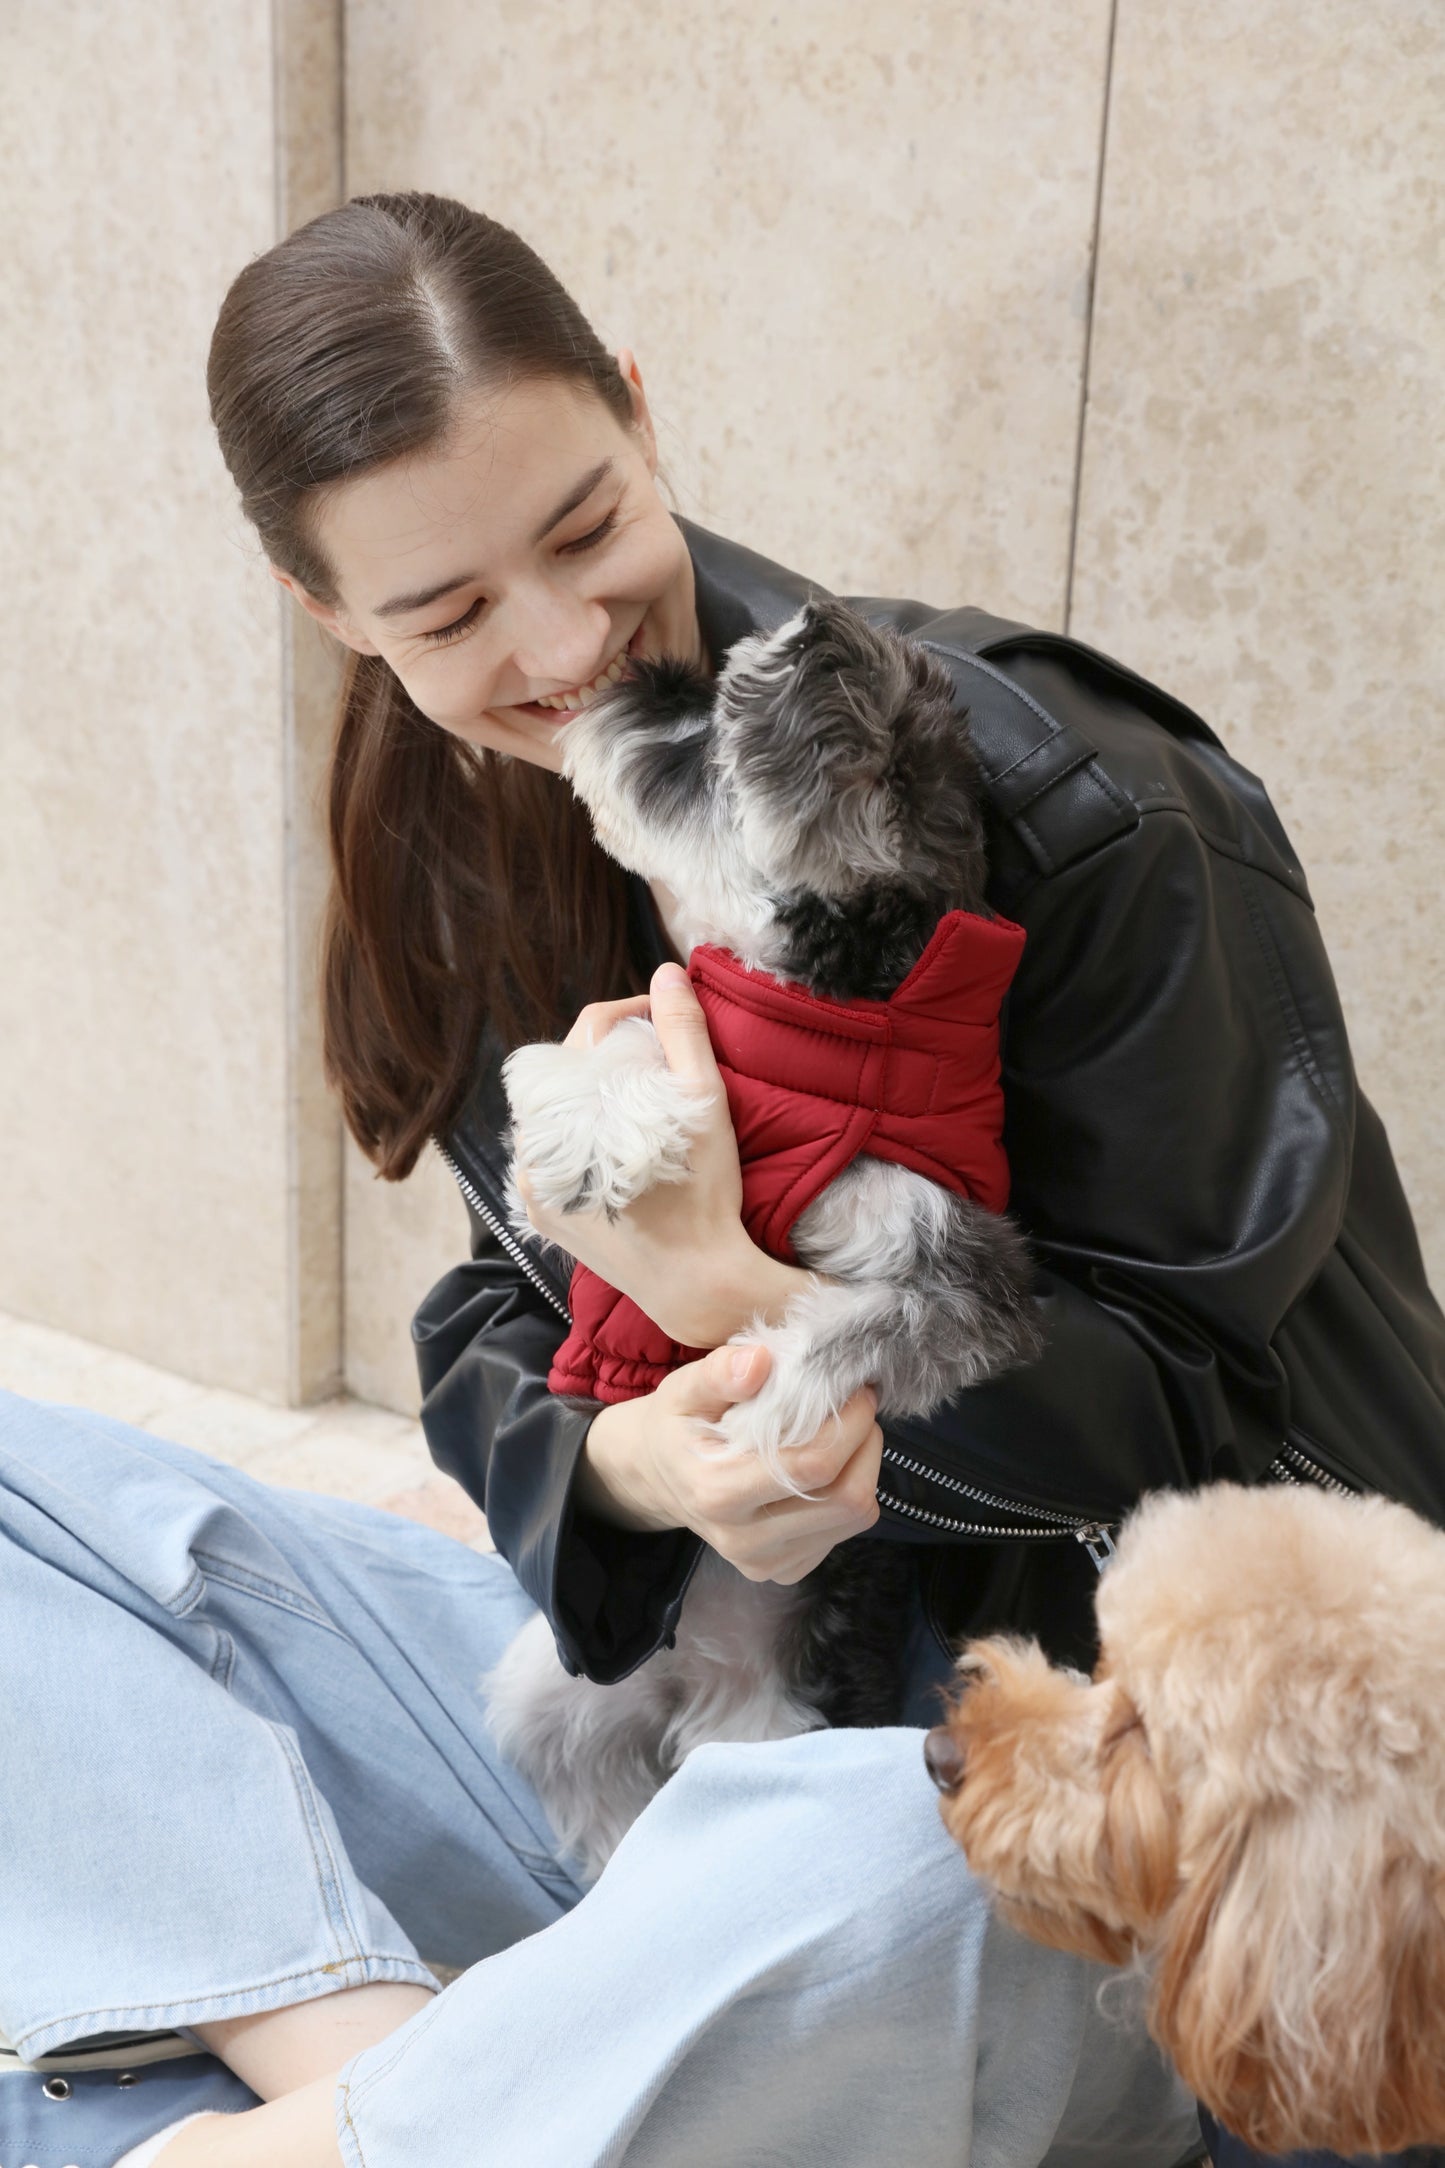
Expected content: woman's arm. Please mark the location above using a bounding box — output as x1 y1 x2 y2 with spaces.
510 964 814 1350
414 1213 879 1682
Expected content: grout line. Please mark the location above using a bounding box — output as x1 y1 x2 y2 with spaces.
337 0 348 202
1063 0 1120 638
269 0 286 246
333 0 348 1396
271 0 307 1407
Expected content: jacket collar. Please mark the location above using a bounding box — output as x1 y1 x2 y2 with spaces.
678 517 828 667
677 516 1030 666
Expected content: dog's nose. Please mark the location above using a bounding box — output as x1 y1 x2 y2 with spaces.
924 1725 966 1794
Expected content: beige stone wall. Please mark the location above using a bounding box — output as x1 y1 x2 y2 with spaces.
0 0 344 1401
4 3 1440 1417
1071 0 1445 1306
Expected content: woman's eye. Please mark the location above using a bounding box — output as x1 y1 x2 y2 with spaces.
563 508 619 555
425 598 484 647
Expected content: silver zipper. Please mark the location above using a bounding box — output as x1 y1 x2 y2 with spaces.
1266 1437 1356 1497
435 1138 1119 1564
434 1137 573 1323
878 1443 1119 1567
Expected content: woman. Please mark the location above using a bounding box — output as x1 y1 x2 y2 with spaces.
4 190 1442 2168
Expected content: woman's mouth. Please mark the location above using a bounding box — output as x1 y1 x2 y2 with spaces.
513 624 647 721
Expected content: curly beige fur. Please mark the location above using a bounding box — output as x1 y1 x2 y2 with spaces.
927 1483 1445 2157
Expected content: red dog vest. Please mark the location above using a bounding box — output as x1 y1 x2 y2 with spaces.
547 908 1027 1403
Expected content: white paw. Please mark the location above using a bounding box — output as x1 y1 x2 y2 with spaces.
713 1331 855 1492
503 1019 713 1218
714 1280 891 1489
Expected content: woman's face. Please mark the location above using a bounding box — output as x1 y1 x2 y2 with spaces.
280 358 702 774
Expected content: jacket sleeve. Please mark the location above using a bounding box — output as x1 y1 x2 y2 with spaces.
412 1209 702 1684
884 790 1357 1529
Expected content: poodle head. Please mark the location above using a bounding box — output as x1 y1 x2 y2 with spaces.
926 1484 1445 2157
926 1635 1178 1967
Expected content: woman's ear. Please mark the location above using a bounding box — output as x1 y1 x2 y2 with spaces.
268 564 380 656
615 348 659 475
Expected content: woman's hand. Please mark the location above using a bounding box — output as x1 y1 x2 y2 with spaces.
514 962 809 1348
579 1343 883 1584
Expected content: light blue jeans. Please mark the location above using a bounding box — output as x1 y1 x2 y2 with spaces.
0 1390 1199 2168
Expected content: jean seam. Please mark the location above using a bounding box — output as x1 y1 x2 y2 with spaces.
268 1720 368 1968
341 1991 454 2118
209 1626 236 1691
337 2075 369 2168
14 1957 436 2058
192 1551 346 1638
167 1561 207 1615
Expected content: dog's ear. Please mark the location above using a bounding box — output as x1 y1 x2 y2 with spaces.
941 1651 1177 1967
1092 1691 1179 1938
1154 1811 1445 2157
714 599 987 903
988 1684 1176 1966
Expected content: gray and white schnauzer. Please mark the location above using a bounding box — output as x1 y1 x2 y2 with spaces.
487 599 1040 1877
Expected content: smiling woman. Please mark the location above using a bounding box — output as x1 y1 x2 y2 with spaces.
207 194 700 1173
288 390 703 757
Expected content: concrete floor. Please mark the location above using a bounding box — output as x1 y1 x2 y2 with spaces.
0 1308 491 1549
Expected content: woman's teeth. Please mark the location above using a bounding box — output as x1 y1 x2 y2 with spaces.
535 652 628 712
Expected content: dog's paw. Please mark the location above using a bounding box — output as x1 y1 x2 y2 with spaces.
504 1019 713 1217
715 1320 867 1492
713 1278 897 1488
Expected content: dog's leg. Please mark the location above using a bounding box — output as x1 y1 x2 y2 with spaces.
502 1017 714 1224
484 1557 819 1881
484 1611 682 1881
717 1159 1040 1484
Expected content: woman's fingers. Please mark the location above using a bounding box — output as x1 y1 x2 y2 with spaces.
667 1341 773 1419
661 1350 883 1578
560 991 655 1051
743 1421 884 1574
586 1295 885 1584
772 1397 883 1504
647 961 725 1088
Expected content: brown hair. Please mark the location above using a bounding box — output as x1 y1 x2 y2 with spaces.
207 192 642 1176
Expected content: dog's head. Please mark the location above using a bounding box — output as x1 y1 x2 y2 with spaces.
926 1637 1177 1966
709 599 986 907
927 1485 1445 2157
558 599 987 973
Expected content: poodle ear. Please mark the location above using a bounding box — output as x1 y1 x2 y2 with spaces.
1092 1693 1179 1938
1154 1813 1445 2157
714 599 986 900
948 1660 1177 1968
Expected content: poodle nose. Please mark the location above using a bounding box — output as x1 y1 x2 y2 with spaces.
924 1724 966 1794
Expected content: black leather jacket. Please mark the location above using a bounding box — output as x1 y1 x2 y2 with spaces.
414 521 1445 1681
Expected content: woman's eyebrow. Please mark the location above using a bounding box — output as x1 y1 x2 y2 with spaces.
530 457 614 544
373 459 616 619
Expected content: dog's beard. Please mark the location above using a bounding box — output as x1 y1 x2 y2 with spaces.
561 675 782 964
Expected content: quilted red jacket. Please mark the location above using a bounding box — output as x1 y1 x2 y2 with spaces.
547 908 1027 1402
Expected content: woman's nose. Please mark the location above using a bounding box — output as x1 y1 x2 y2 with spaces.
924 1724 967 1794
508 590 612 691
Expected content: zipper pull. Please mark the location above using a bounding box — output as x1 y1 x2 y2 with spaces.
1075 1522 1118 1573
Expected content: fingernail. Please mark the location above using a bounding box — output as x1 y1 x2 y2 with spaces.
729 1347 755 1385
654 962 688 987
